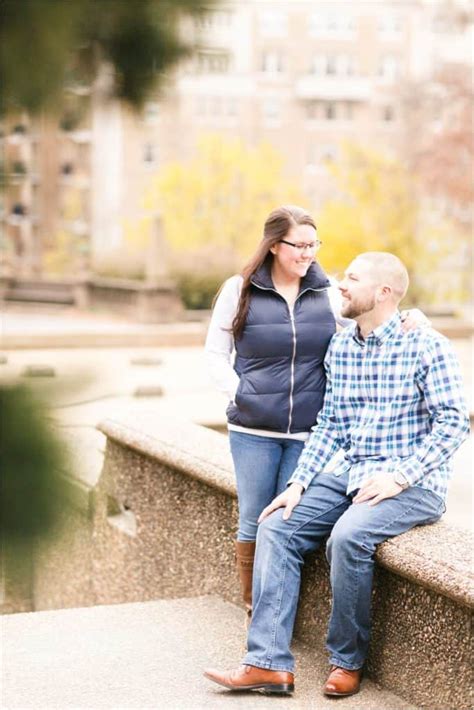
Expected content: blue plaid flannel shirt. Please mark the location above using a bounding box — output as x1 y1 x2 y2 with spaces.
288 312 470 500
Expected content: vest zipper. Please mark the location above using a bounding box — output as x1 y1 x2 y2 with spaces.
287 306 297 433
286 287 328 432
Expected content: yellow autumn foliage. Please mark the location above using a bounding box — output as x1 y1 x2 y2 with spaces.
146 134 305 264
317 143 461 304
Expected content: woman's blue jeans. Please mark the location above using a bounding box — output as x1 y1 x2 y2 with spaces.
229 431 305 542
243 470 445 672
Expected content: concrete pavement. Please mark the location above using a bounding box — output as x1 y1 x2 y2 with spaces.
0 304 207 348
1 596 418 710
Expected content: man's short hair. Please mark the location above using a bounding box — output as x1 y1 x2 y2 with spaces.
356 252 409 301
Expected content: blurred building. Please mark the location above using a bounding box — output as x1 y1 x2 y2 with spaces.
0 0 472 278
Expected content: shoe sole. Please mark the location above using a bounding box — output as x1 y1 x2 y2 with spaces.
324 687 360 697
204 673 294 695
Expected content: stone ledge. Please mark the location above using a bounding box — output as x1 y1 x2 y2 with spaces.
98 412 473 610
374 521 473 608
98 414 235 498
19 411 472 708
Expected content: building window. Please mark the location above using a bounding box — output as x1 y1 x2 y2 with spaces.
382 106 395 122
143 101 160 125
306 145 317 168
259 10 287 36
326 13 339 32
262 99 280 120
196 96 206 116
61 162 74 176
378 12 402 34
325 103 336 120
226 98 238 116
195 10 233 29
215 10 233 27
311 54 355 76
309 12 356 35
378 55 400 80
337 54 355 76
261 51 284 73
306 101 318 120
321 145 337 162
325 56 337 76
310 55 325 75
210 96 222 116
197 51 230 74
143 143 157 167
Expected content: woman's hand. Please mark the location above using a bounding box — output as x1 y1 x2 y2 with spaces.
400 308 431 332
258 483 304 522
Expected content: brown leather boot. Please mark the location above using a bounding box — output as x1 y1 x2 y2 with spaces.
234 540 256 621
204 664 294 695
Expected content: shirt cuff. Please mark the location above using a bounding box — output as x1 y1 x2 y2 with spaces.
396 460 423 487
288 470 314 490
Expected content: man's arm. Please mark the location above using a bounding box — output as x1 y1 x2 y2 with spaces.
395 336 470 486
355 334 469 506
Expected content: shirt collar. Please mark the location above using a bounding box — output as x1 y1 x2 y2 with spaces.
351 311 402 347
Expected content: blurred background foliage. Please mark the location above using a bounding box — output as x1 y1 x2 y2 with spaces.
140 135 466 308
317 143 461 305
143 134 306 307
1 384 72 549
148 134 305 256
0 0 213 113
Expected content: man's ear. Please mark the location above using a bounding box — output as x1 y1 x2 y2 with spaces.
270 245 277 255
376 284 392 302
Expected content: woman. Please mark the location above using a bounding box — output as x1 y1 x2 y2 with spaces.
205 205 424 618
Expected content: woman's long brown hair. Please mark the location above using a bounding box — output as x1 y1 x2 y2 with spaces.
230 205 317 340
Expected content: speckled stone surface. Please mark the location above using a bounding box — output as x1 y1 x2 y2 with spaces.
295 551 473 709
373 520 474 607
98 412 473 608
98 412 236 497
22 412 473 709
2 596 418 710
90 440 241 607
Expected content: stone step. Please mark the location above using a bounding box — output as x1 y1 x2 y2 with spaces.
1 596 417 709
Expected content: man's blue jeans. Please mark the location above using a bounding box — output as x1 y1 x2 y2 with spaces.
229 431 305 542
243 470 445 672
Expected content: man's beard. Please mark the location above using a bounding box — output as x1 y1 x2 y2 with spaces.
341 293 376 319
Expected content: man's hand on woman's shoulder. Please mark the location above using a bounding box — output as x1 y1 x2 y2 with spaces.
400 308 431 332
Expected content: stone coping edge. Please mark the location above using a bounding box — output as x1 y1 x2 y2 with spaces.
98 413 473 610
98 415 236 498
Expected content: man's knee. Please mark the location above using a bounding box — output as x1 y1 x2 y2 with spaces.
326 519 373 563
256 508 289 546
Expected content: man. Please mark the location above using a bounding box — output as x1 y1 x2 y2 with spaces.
204 252 469 698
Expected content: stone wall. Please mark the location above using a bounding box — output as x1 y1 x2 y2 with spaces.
1 276 183 323
11 413 474 709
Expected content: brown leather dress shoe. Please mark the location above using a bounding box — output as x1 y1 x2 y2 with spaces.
323 665 362 697
204 664 294 695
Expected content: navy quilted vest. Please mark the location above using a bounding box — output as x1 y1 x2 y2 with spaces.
227 260 336 434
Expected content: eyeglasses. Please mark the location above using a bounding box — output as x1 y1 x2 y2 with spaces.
279 239 322 253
